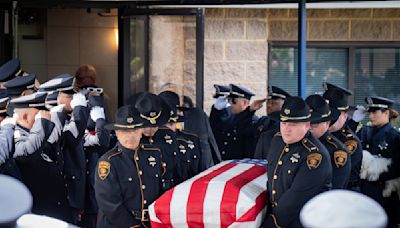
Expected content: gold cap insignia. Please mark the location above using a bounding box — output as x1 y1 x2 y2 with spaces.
148 156 156 167
284 109 291 115
127 117 134 124
334 150 348 167
98 161 110 180
307 153 322 170
150 112 157 117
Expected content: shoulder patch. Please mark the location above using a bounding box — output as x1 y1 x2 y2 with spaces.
334 150 348 168
302 138 319 152
344 139 358 154
307 153 322 170
98 161 110 180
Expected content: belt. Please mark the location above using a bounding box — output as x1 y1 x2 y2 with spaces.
132 209 149 222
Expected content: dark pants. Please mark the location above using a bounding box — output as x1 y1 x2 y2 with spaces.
361 180 400 228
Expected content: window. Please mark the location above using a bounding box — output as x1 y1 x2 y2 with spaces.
269 44 400 110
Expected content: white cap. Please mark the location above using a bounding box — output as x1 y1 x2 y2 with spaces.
300 190 387 228
0 175 32 227
17 214 78 228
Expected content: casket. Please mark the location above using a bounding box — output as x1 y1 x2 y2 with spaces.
149 159 268 228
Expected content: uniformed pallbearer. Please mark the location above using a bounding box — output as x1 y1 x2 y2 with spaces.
306 94 351 189
95 102 164 228
323 83 363 191
255 96 332 228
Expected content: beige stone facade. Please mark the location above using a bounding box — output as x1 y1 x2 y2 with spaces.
150 8 400 114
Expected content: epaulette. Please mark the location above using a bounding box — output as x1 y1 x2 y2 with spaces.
340 128 354 139
140 143 161 151
106 148 122 160
180 130 199 138
301 138 319 152
176 137 192 144
325 135 339 149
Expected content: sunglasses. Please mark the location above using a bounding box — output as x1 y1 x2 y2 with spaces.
86 87 104 94
228 97 237 104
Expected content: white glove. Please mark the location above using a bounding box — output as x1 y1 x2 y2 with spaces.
90 106 105 122
383 177 400 198
214 96 231 110
360 150 392 181
71 93 87 109
1 116 16 127
50 104 65 113
352 105 366 122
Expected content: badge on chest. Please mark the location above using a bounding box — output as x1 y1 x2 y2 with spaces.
148 156 157 167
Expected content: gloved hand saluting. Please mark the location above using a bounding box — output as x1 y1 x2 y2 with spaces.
214 96 231 110
90 106 105 122
50 104 65 113
352 105 366 122
71 93 88 109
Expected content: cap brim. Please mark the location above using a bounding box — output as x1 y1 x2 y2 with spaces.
104 123 146 131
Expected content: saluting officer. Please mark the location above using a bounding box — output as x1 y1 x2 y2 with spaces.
159 91 203 184
256 96 332 228
210 84 258 160
323 83 363 191
95 102 163 228
39 74 90 224
253 86 291 158
356 96 400 227
306 94 351 189
0 88 21 179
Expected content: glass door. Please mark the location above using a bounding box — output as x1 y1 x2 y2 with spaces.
118 8 204 108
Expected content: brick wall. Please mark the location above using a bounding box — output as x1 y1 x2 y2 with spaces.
150 8 400 114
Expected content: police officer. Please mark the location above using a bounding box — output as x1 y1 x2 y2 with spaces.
158 91 203 183
323 83 363 191
182 87 221 168
22 88 74 223
306 94 351 189
255 96 332 228
210 84 258 160
79 88 110 228
0 89 21 179
253 86 291 158
139 92 178 191
95 104 163 228
357 96 400 227
39 74 90 224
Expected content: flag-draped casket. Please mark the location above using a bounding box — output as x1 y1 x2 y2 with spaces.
149 159 268 228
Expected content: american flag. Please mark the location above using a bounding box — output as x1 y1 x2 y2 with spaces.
149 159 268 228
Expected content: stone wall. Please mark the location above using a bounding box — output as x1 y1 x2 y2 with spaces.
269 9 400 41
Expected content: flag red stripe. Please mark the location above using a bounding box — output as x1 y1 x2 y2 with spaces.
220 165 266 228
236 190 267 222
186 163 237 228
154 188 174 227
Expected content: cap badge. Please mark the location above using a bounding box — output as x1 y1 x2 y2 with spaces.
284 109 291 115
